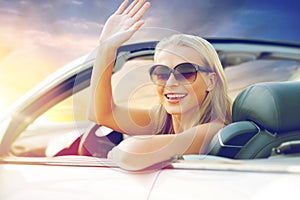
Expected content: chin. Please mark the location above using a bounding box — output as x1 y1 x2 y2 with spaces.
163 104 186 116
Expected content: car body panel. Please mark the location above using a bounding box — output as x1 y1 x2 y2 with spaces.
1 156 300 200
150 169 300 200
0 164 156 200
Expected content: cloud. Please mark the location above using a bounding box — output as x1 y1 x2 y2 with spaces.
0 7 21 16
72 0 84 5
0 3 102 105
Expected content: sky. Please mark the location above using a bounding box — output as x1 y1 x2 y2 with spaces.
0 0 300 111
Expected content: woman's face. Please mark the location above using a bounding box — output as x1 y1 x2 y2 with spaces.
155 44 212 116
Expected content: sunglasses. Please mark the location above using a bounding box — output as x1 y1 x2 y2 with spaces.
149 62 213 86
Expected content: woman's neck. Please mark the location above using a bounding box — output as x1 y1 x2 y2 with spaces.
171 108 200 133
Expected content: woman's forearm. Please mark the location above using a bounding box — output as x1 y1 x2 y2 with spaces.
109 131 195 171
88 42 118 123
108 135 180 171
109 122 223 171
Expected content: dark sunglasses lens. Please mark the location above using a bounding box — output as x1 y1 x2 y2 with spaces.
175 63 197 83
150 66 171 85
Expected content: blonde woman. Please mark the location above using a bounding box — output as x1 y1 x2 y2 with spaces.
89 0 231 171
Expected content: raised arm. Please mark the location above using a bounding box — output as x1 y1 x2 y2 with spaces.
88 0 154 135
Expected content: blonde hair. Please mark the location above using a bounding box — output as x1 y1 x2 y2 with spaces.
154 34 232 134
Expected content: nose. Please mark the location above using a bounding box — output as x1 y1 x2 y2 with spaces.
165 73 179 86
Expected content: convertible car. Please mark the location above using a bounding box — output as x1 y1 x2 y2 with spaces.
1 38 300 199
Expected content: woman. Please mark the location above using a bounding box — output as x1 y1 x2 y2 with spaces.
88 0 231 171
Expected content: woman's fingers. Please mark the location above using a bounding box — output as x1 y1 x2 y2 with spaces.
124 0 139 14
132 2 150 22
114 0 129 15
125 1 150 29
114 0 150 25
128 0 147 17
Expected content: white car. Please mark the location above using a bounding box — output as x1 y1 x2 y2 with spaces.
1 39 300 199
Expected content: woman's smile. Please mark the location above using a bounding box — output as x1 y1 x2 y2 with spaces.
164 92 187 103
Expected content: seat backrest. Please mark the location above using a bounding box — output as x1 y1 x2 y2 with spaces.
78 124 123 158
208 81 300 159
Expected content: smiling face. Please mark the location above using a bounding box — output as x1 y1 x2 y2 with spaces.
154 44 211 117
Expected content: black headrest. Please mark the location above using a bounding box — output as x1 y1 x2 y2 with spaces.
233 82 300 133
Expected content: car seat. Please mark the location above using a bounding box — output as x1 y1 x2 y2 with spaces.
78 124 123 158
207 81 300 159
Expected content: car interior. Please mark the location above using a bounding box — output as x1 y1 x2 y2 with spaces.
207 81 300 159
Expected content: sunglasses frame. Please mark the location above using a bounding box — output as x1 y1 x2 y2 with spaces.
149 62 213 86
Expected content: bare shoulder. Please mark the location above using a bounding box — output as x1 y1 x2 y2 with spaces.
208 119 226 130
194 119 226 133
191 119 226 153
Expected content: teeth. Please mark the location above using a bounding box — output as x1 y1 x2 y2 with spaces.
166 94 186 99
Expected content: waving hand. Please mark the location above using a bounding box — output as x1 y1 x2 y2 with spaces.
99 0 151 47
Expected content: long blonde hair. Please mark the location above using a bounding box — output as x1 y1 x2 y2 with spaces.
154 34 232 134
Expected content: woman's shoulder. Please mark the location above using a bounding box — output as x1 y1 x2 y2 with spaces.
195 118 226 133
210 118 226 126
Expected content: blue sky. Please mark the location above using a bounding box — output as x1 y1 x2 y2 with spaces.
0 0 300 42
1 0 300 42
0 0 299 109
